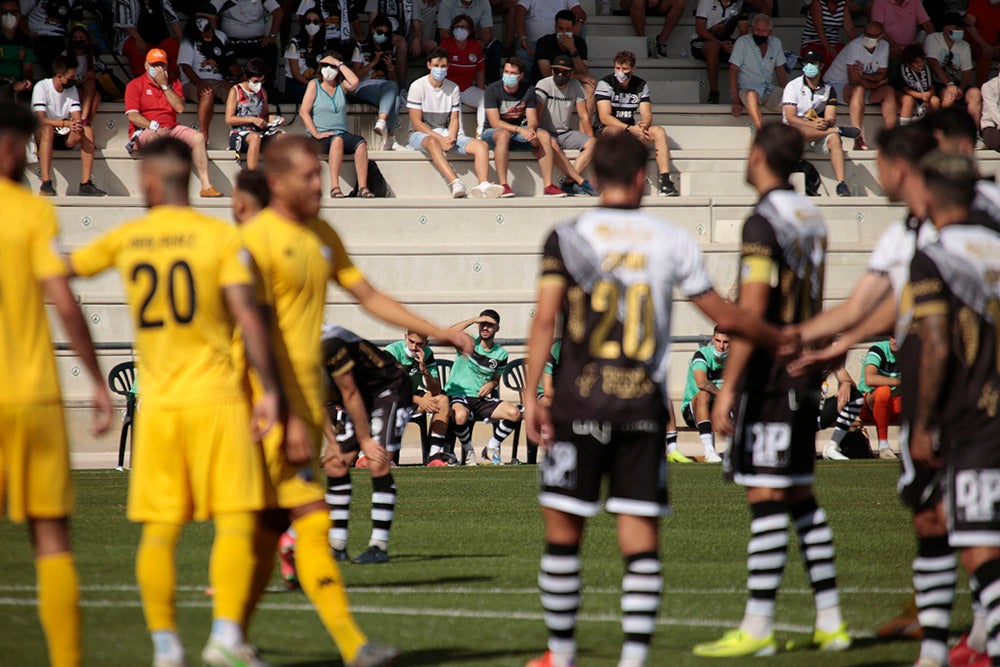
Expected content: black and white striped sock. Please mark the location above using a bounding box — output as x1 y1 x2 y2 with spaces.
913 535 956 665
488 419 517 451
539 542 581 667
830 395 864 446
741 501 788 638
791 497 842 632
325 474 351 551
972 559 1000 661
455 422 472 448
620 551 662 667
369 473 396 550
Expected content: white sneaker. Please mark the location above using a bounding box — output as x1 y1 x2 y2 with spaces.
823 443 849 460
703 450 722 463
450 180 468 198
201 640 269 667
382 135 395 151
26 139 38 164
373 118 387 136
463 447 478 465
153 656 187 667
878 448 899 460
470 182 504 199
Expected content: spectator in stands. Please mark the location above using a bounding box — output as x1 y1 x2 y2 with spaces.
535 54 596 195
113 0 183 76
211 0 282 84
825 21 896 150
783 49 850 196
596 50 678 196
32 56 106 196
365 0 422 87
351 14 402 150
124 48 221 196
924 13 983 125
967 0 1000 86
19 0 82 75
300 51 375 198
529 10 595 118
179 4 239 145
384 330 452 459
297 0 361 58
225 58 279 171
679 327 730 462
983 72 1000 150
514 0 586 71
410 0 439 61
630 0 685 58
442 14 486 136
284 6 326 103
893 44 940 125
407 47 503 198
691 0 748 104
870 0 933 59
437 0 501 83
856 336 901 458
482 56 564 197
730 13 788 130
62 24 105 126
800 0 854 68
0 1 35 101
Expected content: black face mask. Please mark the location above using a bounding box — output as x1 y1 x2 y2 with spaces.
70 40 87 50
62 78 76 88
553 72 570 86
752 33 768 45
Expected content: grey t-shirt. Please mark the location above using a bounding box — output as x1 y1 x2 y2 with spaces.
534 76 585 134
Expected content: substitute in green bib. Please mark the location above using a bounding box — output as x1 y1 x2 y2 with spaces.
680 327 729 462
384 331 452 459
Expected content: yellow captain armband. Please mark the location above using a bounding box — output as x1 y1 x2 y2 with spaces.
740 255 777 287
538 274 567 288
912 300 948 319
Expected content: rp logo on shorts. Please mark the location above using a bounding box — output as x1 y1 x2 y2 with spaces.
749 422 791 469
955 469 1000 523
541 441 577 489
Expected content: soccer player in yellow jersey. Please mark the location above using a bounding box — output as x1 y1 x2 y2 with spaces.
69 137 282 667
238 135 473 667
0 103 112 667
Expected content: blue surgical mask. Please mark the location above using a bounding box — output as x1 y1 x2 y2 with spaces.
803 63 820 78
430 66 448 81
453 27 469 41
950 29 964 41
714 348 729 360
373 31 388 44
501 73 520 87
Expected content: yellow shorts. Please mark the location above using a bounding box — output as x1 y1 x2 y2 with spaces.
127 399 264 524
260 414 325 510
0 400 72 522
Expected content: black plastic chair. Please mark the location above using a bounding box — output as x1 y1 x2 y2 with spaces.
501 359 537 464
108 361 136 470
412 358 452 463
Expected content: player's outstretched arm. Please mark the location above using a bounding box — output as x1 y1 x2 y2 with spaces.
225 284 282 439
42 276 113 436
524 282 564 446
690 289 786 351
788 296 896 376
798 271 892 345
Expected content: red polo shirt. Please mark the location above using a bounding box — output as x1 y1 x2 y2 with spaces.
441 37 485 91
124 75 184 134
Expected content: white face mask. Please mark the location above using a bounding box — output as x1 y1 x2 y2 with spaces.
304 22 321 35
614 70 629 83
558 31 573 39
0 13 16 30
320 65 338 81
453 27 469 41
196 17 210 32
403 347 416 358
862 35 879 49
246 80 262 93
714 348 729 360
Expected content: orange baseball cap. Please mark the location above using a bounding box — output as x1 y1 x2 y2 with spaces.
146 48 168 65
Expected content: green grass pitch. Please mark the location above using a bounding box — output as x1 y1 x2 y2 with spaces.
0 462 969 665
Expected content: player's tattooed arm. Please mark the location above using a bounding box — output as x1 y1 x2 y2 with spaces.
911 312 948 467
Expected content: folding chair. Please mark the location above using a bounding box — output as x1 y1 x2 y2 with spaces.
107 361 136 471
411 359 452 463
501 359 537 464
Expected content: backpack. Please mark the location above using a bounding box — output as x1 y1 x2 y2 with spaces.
839 427 874 459
797 160 822 196
348 160 390 198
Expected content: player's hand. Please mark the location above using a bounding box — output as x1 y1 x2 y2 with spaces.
788 338 848 377
836 380 853 411
413 346 425 366
909 426 942 468
360 436 391 467
283 412 315 465
477 382 495 398
151 68 170 89
524 398 553 446
69 119 84 133
251 390 280 439
91 385 114 436
444 329 474 355
412 393 439 414
776 325 802 362
712 387 736 436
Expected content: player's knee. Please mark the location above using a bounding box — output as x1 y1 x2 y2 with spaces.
502 404 521 421
872 385 892 402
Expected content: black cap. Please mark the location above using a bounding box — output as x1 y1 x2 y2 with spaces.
802 49 824 64
942 11 966 27
551 54 574 71
479 309 500 325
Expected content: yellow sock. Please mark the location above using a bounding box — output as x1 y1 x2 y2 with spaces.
36 551 81 667
136 522 181 631
242 520 280 629
292 510 367 662
210 512 256 623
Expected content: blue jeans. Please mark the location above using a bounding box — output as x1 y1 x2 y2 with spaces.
349 81 400 135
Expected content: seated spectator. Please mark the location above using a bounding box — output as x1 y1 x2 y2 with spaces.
62 24 105 125
350 15 402 150
437 0 501 82
365 0 419 87
299 51 374 198
924 13 983 126
596 50 678 196
211 0 282 86
537 338 560 408
124 48 221 196
178 4 239 144
383 330 451 459
113 0 183 76
0 1 35 101
296 0 360 63
856 336 901 459
411 0 439 62
981 71 1000 150
690 0 747 103
801 0 854 68
967 0 1000 86
482 56 563 197
729 13 788 130
529 10 596 118
825 21 896 150
514 0 585 72
226 58 280 171
679 327 729 462
819 365 863 460
442 14 486 136
284 6 326 103
407 47 502 198
870 0 933 59
535 54 596 195
32 56 106 196
630 0 685 58
892 44 940 124
19 0 82 74
444 310 521 466
782 49 850 196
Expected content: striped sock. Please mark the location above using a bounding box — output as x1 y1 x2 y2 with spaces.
665 431 678 454
741 501 788 639
369 473 396 550
620 551 662 666
539 543 581 667
913 535 956 665
455 422 472 449
429 433 447 456
489 419 518 450
325 475 351 551
830 395 864 446
791 497 842 632
972 559 1000 661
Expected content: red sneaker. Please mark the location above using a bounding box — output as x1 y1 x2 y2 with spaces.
951 633 990 665
543 184 568 198
500 184 515 198
525 651 574 667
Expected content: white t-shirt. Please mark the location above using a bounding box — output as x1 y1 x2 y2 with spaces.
517 0 581 43
691 0 744 41
211 0 280 40
407 75 463 133
30 78 81 120
177 32 230 84
923 31 973 83
20 0 78 37
826 37 889 84
296 0 353 42
782 75 836 121
438 0 493 32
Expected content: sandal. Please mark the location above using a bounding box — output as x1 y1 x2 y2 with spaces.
330 187 345 198
358 187 375 198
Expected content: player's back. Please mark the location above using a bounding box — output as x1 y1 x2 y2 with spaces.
0 179 66 404
71 206 250 407
321 325 406 405
544 208 714 423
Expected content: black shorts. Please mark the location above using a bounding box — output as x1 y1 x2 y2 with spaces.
229 129 273 155
449 395 503 422
539 418 669 518
943 431 1000 548
326 380 413 453
897 422 944 511
681 401 712 429
726 388 820 488
690 39 732 62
